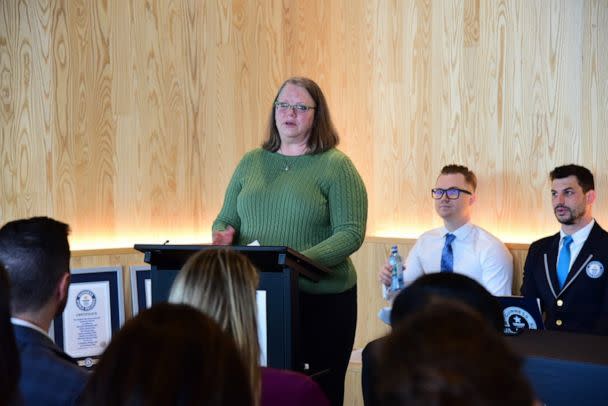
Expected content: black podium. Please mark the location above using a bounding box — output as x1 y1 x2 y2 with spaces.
134 244 328 371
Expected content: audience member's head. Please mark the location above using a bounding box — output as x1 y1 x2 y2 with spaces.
0 264 20 404
168 249 260 400
378 301 535 406
0 217 71 327
390 273 504 331
80 303 252 406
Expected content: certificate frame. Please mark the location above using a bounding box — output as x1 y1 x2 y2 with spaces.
129 265 151 316
52 266 125 368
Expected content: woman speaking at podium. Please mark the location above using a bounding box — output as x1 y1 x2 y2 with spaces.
212 77 367 406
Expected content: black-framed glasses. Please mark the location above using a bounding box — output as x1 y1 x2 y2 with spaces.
431 188 472 200
274 101 316 112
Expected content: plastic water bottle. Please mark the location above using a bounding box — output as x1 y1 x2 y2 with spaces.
389 245 404 292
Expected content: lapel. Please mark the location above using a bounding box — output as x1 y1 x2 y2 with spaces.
570 222 601 273
545 222 603 297
543 232 561 297
561 222 602 290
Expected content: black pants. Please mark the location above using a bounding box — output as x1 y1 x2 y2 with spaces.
300 286 357 406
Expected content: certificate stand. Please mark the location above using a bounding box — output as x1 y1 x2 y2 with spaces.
134 244 329 371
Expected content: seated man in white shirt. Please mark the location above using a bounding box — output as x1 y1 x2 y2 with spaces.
380 164 513 297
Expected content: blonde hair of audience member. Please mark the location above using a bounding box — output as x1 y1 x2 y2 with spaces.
169 249 261 403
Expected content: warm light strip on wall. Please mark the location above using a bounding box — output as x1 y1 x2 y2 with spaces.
371 230 548 246
68 230 547 252
70 234 212 251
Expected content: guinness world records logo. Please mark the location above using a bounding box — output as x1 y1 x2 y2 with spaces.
586 261 604 279
76 290 97 311
503 306 537 335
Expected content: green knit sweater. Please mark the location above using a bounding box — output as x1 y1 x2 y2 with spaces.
213 148 368 294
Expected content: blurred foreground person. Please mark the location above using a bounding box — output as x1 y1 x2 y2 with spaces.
0 264 20 405
169 249 329 406
377 301 537 406
80 303 252 406
362 273 504 406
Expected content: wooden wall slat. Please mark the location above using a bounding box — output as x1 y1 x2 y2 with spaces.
1 0 607 279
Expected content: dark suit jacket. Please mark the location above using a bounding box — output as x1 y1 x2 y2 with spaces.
521 222 608 335
13 324 89 406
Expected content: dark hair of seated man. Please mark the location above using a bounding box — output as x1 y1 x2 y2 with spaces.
377 301 535 406
390 272 504 331
79 303 253 406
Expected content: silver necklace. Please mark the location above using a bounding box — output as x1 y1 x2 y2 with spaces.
278 146 307 171
278 149 293 171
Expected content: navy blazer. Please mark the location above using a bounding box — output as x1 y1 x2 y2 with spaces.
521 222 608 335
13 324 89 406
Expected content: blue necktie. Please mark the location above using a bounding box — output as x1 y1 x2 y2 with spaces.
557 235 573 289
441 233 456 272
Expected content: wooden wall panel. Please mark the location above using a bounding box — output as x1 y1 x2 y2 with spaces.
3 0 608 248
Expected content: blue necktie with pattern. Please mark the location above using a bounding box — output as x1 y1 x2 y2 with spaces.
440 233 456 272
557 235 573 289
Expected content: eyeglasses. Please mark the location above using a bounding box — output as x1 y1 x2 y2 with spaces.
431 188 472 200
274 101 316 113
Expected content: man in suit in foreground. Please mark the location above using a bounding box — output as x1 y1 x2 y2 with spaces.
522 164 608 335
0 217 89 405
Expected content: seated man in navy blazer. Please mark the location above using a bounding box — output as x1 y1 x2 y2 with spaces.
0 217 89 405
522 165 608 335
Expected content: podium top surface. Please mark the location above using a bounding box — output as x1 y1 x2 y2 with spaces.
134 244 329 282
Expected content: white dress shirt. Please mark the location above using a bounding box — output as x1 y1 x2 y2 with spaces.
383 223 513 298
558 219 595 271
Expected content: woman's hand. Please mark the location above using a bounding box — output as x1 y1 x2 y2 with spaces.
212 225 236 245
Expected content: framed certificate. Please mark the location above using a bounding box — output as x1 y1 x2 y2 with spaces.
52 266 125 368
129 265 151 316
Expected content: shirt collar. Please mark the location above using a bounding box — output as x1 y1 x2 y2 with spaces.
11 317 51 339
441 222 474 241
560 218 595 244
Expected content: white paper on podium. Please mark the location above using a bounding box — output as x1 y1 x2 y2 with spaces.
256 290 268 366
144 278 152 309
